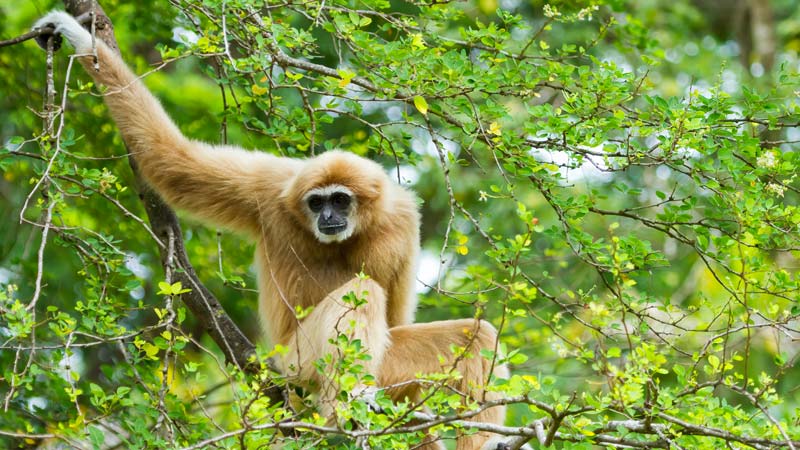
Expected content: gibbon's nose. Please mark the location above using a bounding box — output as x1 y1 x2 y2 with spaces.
321 207 334 221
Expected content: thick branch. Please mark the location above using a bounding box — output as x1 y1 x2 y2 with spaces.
60 1 279 398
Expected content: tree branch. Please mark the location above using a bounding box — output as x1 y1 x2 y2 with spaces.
59 0 282 403
0 29 50 48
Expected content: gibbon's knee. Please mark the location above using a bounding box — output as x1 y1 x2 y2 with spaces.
379 319 506 402
300 276 387 341
326 277 387 318
318 277 389 346
447 319 507 395
379 320 506 450
280 276 390 382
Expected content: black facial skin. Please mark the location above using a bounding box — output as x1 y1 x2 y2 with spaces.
307 192 352 235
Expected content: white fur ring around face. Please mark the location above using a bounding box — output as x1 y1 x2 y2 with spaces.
33 10 92 53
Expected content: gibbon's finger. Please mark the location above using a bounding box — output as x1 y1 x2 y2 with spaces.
32 26 63 52
32 11 92 53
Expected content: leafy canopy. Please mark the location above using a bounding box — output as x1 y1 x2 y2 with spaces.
2 0 800 448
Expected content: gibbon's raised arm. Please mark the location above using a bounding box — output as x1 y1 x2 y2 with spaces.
34 11 297 235
34 14 514 449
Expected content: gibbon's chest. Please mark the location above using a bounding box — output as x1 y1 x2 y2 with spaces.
258 226 397 309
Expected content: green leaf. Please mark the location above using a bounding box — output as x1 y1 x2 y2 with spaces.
508 352 528 365
157 281 191 296
708 354 720 371
88 426 104 450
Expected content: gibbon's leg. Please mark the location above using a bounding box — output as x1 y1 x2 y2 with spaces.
380 319 508 450
279 277 390 418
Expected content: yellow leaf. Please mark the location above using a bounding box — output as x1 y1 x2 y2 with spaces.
69 413 86 429
543 163 559 172
410 33 426 50
488 121 502 136
252 84 268 96
196 36 214 52
478 0 498 15
337 70 355 88
285 71 304 81
413 96 429 116
142 343 160 360
522 375 540 389
574 416 594 435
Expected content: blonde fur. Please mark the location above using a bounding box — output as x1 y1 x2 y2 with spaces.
38 11 509 449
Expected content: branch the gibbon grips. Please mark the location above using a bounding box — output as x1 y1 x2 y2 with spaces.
31 11 94 52
33 4 269 381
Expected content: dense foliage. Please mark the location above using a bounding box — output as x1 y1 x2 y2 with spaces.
3 0 800 448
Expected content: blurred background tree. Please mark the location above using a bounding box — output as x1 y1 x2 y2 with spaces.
3 0 800 448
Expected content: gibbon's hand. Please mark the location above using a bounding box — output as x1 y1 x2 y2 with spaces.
33 11 92 53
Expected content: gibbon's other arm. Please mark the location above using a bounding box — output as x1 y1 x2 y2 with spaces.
34 11 298 235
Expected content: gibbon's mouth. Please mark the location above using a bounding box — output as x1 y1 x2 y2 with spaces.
319 224 347 235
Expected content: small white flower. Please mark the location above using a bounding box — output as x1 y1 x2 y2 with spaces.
766 183 785 197
757 150 778 169
543 5 561 18
576 5 599 21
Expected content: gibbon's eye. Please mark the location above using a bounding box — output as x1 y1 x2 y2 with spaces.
331 192 351 209
307 195 324 212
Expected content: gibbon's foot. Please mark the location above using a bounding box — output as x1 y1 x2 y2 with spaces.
350 385 384 414
320 386 385 429
481 436 513 450
485 438 534 450
32 11 92 53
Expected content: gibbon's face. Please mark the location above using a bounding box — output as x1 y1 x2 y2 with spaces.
302 184 357 243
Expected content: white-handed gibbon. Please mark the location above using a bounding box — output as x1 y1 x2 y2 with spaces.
35 11 508 450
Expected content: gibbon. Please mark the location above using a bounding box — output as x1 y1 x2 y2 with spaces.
35 11 508 450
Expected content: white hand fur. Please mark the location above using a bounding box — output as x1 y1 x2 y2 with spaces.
33 11 92 53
